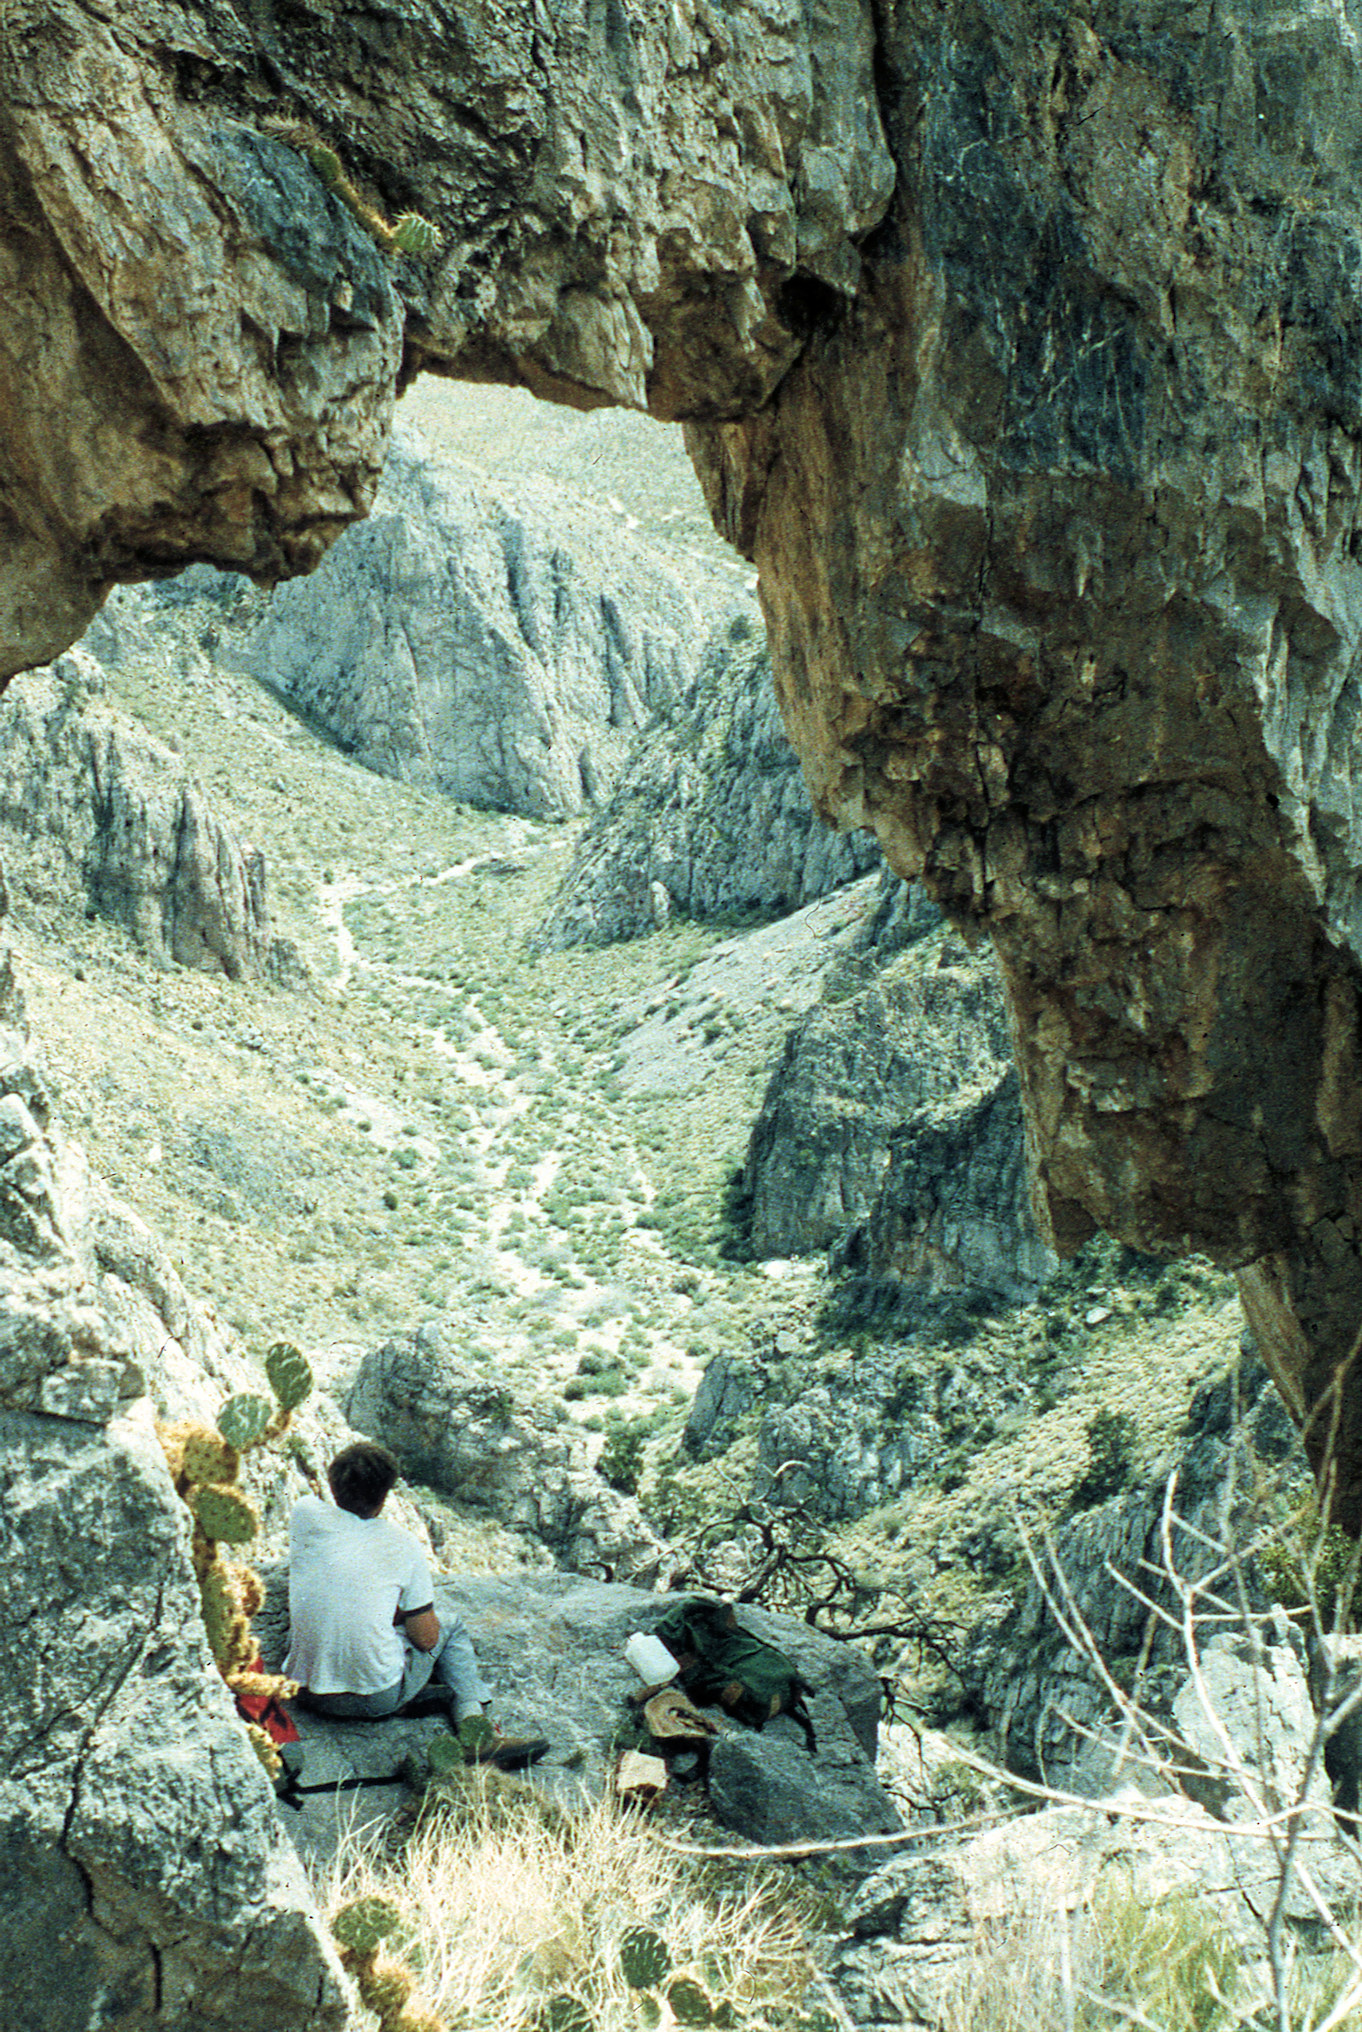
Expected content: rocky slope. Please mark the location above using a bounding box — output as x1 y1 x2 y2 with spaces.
232 421 711 818
532 619 880 947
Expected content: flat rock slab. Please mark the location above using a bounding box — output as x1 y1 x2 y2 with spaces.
259 1568 899 1865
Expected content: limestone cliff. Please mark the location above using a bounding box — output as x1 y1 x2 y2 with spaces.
532 616 880 949
0 647 290 979
233 421 708 818
7 0 1362 1514
743 912 1053 1303
0 949 349 2030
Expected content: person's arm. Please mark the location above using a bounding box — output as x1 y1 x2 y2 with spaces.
400 1603 440 1651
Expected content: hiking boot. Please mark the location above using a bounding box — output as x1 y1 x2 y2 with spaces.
457 1713 551 1771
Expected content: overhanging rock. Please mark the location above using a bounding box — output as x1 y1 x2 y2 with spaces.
8 5 1362 1518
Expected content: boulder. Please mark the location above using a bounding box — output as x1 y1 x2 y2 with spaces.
532 619 880 950
0 649 290 979
346 1323 671 1583
253 1570 899 1865
231 422 707 820
0 954 348 2029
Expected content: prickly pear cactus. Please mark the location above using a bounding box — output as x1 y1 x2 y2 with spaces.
245 1720 283 1780
332 1895 403 1957
667 1977 715 2027
265 1340 313 1413
182 1427 240 1485
191 1482 260 1544
361 1956 414 2018
538 1997 594 2032
620 1928 671 1991
199 1559 251 1676
304 140 343 185
216 1391 273 1449
390 211 441 256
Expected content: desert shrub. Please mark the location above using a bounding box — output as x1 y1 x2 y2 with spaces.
1071 1407 1137 1509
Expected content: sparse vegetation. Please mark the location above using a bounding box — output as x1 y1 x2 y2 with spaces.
314 1776 823 2032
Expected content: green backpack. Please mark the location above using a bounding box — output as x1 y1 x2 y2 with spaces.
653 1596 818 1753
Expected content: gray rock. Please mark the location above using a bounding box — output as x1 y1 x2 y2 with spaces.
532 622 880 950
706 1716 900 1854
255 1569 897 1860
346 1322 671 1583
0 649 290 979
1172 1614 1334 1826
0 960 347 2029
232 422 708 820
841 1069 1056 1301
833 1738 1360 2030
743 923 1055 1298
967 1360 1311 1796
681 1350 756 1459
752 1341 1036 1526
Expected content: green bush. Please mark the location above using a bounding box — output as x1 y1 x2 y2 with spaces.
1072 1408 1136 1510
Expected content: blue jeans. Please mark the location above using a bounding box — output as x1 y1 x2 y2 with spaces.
300 1607 491 1721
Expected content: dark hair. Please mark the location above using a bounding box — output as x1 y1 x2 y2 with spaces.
328 1441 401 1516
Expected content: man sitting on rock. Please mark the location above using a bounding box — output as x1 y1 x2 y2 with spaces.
284 1438 548 1770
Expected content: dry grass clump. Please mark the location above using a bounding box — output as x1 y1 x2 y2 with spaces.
313 1772 821 2030
935 1870 1362 2032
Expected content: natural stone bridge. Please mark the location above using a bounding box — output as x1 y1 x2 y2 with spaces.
8 0 1362 1529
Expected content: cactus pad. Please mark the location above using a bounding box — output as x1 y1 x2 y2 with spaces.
217 1392 273 1449
390 211 441 257
620 1928 671 1990
539 1997 594 2032
192 1482 260 1545
304 141 343 185
246 1722 282 1778
265 1340 313 1412
360 1956 414 2018
182 1427 240 1486
427 1734 465 1778
666 1978 714 2027
332 1895 402 1956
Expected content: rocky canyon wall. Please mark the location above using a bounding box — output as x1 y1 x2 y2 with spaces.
687 2 1362 1525
5 7 1362 1493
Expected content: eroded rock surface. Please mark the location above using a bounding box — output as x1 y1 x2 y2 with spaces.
0 0 890 675
0 647 290 978
347 1323 672 1584
682 4 1362 1522
744 919 1052 1298
233 422 707 818
533 617 879 948
0 953 349 2029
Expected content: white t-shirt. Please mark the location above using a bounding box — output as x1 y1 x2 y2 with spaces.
282 1492 433 1695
